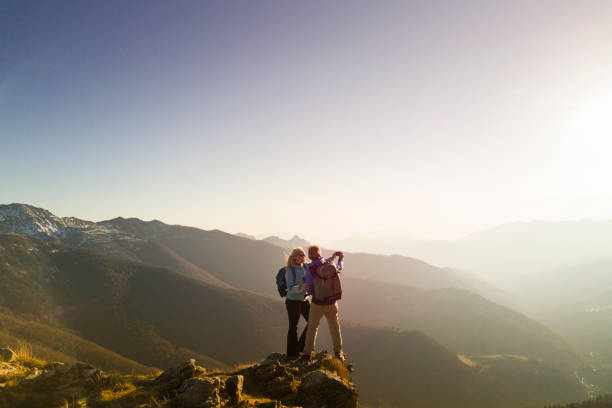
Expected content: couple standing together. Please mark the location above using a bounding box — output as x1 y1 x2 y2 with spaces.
283 245 345 361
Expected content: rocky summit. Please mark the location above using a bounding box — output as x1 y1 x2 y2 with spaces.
0 351 358 408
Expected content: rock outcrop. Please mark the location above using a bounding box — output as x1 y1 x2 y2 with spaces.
154 352 357 408
0 351 358 408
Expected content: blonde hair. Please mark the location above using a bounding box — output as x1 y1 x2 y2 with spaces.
286 247 305 269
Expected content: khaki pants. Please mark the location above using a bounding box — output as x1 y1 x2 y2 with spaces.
303 302 342 354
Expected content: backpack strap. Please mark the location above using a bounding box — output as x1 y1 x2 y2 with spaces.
309 263 319 280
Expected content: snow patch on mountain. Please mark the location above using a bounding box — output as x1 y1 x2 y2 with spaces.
0 203 140 245
0 204 65 236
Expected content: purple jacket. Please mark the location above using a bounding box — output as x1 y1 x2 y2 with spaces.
304 255 344 305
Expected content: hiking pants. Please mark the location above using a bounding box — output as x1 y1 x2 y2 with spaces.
285 299 310 356
303 302 342 354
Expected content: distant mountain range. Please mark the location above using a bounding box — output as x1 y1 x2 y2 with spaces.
262 234 310 250
234 232 256 240
312 220 612 287
208 221 612 397
400 220 612 281
0 203 592 406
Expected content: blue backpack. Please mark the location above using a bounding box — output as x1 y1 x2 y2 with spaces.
275 267 296 298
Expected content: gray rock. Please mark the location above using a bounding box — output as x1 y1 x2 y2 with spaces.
154 359 203 392
176 377 220 408
253 361 288 383
42 362 65 378
73 363 100 379
299 370 357 408
264 375 296 399
83 367 98 378
265 353 284 361
225 374 244 403
0 348 16 362
300 370 331 388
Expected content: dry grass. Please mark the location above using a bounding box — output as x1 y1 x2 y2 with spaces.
477 354 529 361
89 372 161 407
17 355 48 369
148 395 169 407
242 396 279 405
229 361 257 374
98 380 137 402
458 354 477 367
9 341 48 369
320 355 350 381
13 341 33 359
0 346 161 408
0 312 152 374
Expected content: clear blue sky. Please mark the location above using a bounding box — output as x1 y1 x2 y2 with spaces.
2 0 612 241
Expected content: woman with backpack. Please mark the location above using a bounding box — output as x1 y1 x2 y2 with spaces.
283 247 311 357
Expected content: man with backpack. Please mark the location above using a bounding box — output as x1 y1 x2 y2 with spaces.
301 245 346 362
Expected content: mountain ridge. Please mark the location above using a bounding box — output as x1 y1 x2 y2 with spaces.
0 231 588 407
401 219 612 281
0 204 230 288
0 205 582 368
0 203 592 406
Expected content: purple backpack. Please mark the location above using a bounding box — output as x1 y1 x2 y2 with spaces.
312 262 342 303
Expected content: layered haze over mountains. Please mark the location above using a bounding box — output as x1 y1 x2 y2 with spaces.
318 220 612 278
260 218 612 399
2 203 610 406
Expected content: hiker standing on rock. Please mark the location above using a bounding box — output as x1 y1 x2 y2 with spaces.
283 248 311 357
301 245 346 362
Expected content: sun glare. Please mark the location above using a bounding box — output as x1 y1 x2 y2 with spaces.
572 94 612 138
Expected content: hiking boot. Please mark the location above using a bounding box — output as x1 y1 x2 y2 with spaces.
334 351 346 362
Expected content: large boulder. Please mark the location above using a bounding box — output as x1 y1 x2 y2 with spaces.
154 358 205 392
234 352 358 408
176 376 220 408
298 369 358 408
